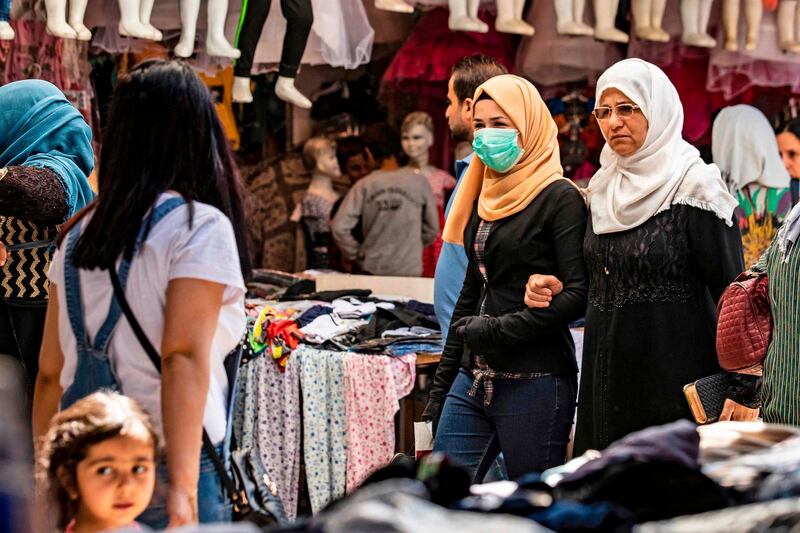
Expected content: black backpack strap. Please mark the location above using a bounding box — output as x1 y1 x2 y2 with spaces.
109 268 240 502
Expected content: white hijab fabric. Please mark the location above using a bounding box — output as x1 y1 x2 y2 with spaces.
587 59 738 235
712 104 791 193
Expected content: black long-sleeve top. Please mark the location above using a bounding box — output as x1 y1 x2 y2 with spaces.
423 180 589 425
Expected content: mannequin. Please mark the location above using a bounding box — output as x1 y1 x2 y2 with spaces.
631 0 670 41
119 0 163 40
448 0 489 32
722 0 762 50
0 0 13 40
232 0 313 108
45 0 90 40
174 0 241 58
400 112 456 276
681 0 716 47
555 0 595 35
777 0 800 53
300 136 342 270
375 0 414 13
495 0 535 35
593 0 629 41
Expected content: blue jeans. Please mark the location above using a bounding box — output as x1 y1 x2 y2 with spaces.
137 445 232 528
434 368 576 483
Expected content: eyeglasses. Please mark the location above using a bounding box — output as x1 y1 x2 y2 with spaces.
592 104 641 120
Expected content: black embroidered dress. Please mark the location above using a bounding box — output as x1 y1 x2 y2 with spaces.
574 205 744 454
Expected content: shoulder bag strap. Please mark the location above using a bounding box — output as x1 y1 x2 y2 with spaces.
108 268 239 500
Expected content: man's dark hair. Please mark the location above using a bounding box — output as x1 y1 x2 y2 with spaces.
362 123 402 166
336 136 370 171
451 55 509 103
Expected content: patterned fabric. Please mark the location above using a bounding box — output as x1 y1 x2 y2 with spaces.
237 345 301 521
344 353 415 493
754 238 800 425
0 216 56 302
298 346 347 513
584 206 700 311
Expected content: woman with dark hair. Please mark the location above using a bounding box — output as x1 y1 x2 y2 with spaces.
777 118 800 206
33 60 250 528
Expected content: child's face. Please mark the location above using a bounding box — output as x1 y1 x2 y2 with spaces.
73 434 156 530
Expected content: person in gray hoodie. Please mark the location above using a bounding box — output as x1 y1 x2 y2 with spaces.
332 156 439 277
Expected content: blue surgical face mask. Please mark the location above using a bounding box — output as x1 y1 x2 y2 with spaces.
472 128 525 173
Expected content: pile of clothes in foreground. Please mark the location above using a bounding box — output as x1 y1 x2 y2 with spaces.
264 420 800 533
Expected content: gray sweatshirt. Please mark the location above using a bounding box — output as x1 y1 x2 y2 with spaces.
332 168 440 276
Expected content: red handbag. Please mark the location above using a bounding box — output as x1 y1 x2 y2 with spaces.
716 272 772 371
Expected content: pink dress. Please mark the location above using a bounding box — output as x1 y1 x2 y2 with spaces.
343 354 416 492
422 168 456 277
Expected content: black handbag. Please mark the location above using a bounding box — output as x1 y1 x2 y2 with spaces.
109 269 287 527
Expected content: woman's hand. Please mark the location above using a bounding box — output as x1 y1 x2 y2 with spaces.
0 243 7 267
524 274 563 309
719 398 760 422
166 484 198 528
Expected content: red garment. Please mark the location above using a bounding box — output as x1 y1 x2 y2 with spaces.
382 7 516 88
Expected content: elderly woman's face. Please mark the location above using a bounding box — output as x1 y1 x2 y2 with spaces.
596 88 648 157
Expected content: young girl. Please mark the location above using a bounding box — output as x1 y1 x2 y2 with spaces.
39 392 158 533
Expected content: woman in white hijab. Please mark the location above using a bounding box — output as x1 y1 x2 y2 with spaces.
524 59 745 453
712 105 792 266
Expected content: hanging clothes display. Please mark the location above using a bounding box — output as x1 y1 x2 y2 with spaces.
297 346 348 513
344 353 416 493
234 344 302 520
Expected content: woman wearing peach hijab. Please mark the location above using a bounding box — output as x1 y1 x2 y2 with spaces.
421 74 589 481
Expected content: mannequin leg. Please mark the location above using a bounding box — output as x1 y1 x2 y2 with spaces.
139 0 163 40
448 0 489 32
495 0 534 35
45 0 78 38
681 0 699 41
374 0 413 13
119 0 157 39
631 0 654 39
573 0 596 34
554 0 575 29
67 0 92 40
231 0 271 102
233 76 254 103
0 0 14 40
594 0 629 41
272 0 312 108
744 0 762 50
206 0 241 57
696 0 716 46
174 0 201 57
778 0 800 51
649 0 670 40
722 0 740 50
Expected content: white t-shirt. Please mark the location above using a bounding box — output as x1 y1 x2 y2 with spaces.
48 193 246 444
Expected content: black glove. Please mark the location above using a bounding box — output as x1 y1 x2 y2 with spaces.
452 315 501 364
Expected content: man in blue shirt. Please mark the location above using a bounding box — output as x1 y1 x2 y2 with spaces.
434 55 508 341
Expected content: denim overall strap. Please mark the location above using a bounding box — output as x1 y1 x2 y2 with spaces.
93 197 186 352
63 224 90 351
61 222 119 409
61 197 186 409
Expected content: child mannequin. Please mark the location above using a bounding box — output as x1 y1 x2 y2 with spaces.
38 392 158 533
400 112 455 277
300 136 342 270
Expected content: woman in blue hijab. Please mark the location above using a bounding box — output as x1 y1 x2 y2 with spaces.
0 79 94 390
